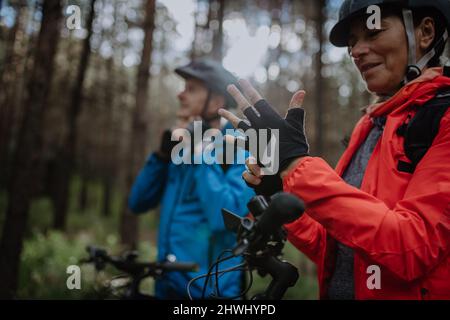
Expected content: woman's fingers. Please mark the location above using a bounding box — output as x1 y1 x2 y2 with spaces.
288 90 306 110
227 84 252 112
238 79 263 105
246 157 262 178
223 134 249 151
218 108 241 128
242 170 262 186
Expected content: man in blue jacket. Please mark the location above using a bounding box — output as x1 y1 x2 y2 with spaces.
128 59 254 299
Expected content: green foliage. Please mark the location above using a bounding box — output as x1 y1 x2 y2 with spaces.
13 174 162 299
16 229 157 299
17 230 99 299
3 176 319 299
67 175 120 238
28 197 53 235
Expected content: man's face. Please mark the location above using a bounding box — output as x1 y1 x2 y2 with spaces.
177 78 209 119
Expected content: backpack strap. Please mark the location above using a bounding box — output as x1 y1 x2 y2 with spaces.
397 87 450 174
444 65 450 78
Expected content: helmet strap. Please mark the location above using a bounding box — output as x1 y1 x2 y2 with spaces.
402 9 449 83
201 90 220 124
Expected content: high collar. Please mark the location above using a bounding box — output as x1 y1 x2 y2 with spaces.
365 67 450 117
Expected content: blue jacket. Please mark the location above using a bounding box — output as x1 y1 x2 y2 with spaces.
128 125 254 299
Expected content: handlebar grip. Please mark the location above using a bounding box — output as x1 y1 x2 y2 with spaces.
256 192 304 236
86 245 108 259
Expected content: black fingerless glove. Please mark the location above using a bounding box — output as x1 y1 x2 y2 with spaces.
156 129 179 162
157 119 212 161
240 99 309 198
249 174 284 199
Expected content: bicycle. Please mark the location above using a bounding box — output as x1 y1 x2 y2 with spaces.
191 192 305 300
81 246 198 300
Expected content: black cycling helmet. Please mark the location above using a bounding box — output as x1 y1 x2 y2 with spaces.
330 0 450 82
175 59 239 110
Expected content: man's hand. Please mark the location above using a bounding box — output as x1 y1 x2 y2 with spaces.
157 115 201 161
219 79 309 197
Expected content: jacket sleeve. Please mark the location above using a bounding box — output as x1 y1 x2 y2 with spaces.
282 113 450 282
282 116 372 266
284 213 327 266
194 161 255 233
128 153 169 214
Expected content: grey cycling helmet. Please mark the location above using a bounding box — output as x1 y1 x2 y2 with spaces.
175 59 239 110
330 0 450 82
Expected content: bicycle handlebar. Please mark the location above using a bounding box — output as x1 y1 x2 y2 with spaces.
82 246 198 276
220 192 304 300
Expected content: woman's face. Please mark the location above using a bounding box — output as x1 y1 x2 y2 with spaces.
348 15 409 95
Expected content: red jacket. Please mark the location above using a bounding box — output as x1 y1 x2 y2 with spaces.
284 68 450 300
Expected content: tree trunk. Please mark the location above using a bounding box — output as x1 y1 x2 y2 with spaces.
101 57 116 217
0 3 26 188
190 0 199 60
0 0 63 299
52 0 96 230
314 0 325 156
120 0 156 248
100 0 120 218
211 0 225 60
78 167 89 211
102 176 112 217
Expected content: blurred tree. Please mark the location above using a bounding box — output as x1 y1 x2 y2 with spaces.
0 0 63 299
263 0 285 112
314 0 326 156
51 0 97 230
0 1 27 187
98 0 121 217
190 0 225 60
100 71 115 216
211 0 225 60
190 0 200 60
100 58 115 217
120 0 156 248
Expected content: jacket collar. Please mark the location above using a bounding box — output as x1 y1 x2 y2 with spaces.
366 67 450 117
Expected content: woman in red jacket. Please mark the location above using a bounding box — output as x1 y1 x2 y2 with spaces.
219 0 450 299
